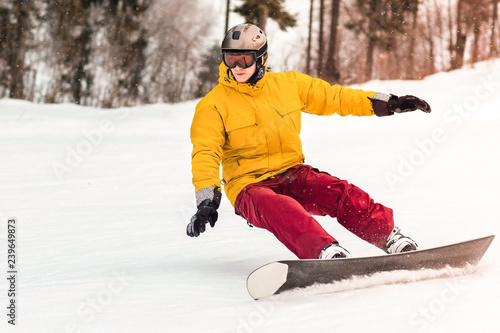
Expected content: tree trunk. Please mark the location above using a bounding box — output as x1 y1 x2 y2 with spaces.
365 37 376 81
225 0 231 34
365 1 379 81
491 0 499 57
426 3 437 76
317 0 325 77
450 0 466 70
405 9 419 79
447 0 454 68
324 0 340 83
71 23 92 105
8 2 29 99
257 5 269 31
306 0 314 75
470 20 480 64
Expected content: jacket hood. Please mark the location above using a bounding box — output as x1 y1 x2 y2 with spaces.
218 62 267 93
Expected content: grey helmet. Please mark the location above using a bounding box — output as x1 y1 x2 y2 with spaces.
221 23 268 61
221 24 268 83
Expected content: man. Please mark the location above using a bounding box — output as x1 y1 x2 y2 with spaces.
188 24 430 259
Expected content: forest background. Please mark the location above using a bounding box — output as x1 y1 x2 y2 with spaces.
1 0 499 108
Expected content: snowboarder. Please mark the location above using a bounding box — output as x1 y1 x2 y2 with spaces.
188 23 431 259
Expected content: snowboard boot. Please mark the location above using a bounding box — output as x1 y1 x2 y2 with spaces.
383 226 418 254
319 242 351 259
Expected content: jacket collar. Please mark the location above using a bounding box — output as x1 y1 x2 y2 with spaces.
218 63 267 94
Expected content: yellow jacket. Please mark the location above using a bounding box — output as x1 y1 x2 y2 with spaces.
191 63 377 207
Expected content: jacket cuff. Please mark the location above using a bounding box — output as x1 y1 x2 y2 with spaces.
370 92 395 117
195 187 221 207
196 187 215 207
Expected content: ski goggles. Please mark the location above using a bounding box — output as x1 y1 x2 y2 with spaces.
223 52 257 69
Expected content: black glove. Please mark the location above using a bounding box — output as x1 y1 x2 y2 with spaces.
187 186 222 237
370 93 431 116
388 95 431 114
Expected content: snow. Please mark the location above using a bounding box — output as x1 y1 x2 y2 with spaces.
1 60 499 332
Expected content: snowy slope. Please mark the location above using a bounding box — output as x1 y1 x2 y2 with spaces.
1 60 499 333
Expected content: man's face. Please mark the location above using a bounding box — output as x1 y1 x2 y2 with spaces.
231 63 257 83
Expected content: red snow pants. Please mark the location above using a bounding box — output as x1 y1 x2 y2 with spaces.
234 164 394 259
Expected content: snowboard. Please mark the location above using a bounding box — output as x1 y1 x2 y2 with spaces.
247 235 495 300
